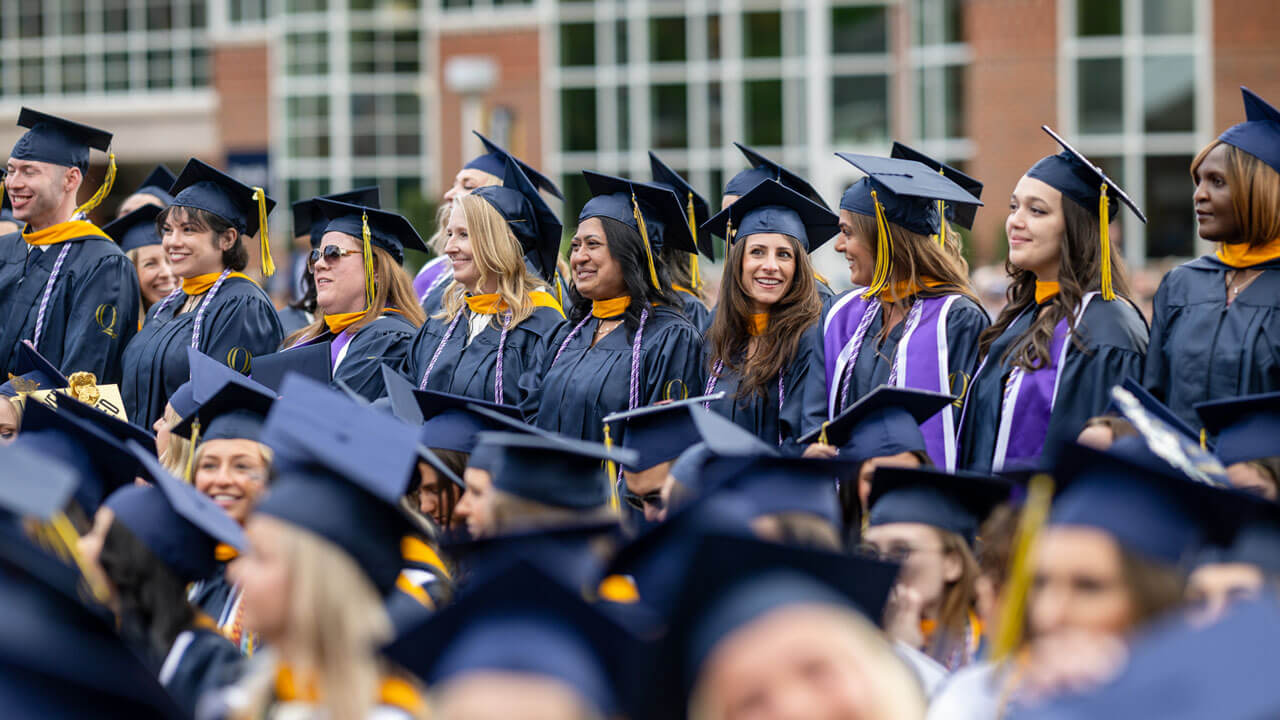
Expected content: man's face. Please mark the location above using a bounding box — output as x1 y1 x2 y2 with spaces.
5 158 73 225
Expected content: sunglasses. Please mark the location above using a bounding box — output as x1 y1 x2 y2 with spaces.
623 488 665 513
308 244 361 268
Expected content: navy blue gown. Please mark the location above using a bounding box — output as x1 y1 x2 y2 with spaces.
322 313 418 402
160 627 242 717
676 289 712 334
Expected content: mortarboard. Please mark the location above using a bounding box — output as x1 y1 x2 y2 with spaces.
442 520 625 597
13 402 141 516
292 185 380 248
132 164 177 204
867 466 1011 546
10 107 112 172
171 374 276 443
374 367 468 491
1195 391 1280 467
724 142 829 209
799 385 955 463
57 394 156 454
1106 383 1226 486
471 156 564 282
602 394 724 473
0 340 68 398
463 130 564 200
890 142 984 230
101 203 163 253
475 430 636 510
580 171 698 288
249 342 332 393
649 151 715 261
720 454 854 527
703 179 840 252
1219 86 1280 175
315 197 427 265
168 157 278 276
0 441 80 521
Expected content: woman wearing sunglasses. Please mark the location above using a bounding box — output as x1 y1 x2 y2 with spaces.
280 199 426 401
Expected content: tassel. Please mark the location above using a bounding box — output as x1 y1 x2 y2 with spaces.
937 199 949 248
74 152 116 217
632 192 661 289
992 472 1054 661
686 192 702 292
51 512 112 604
361 211 375 311
817 420 830 446
860 190 893 299
603 423 619 511
252 188 274 277
1098 183 1114 301
1200 427 1208 451
185 420 201 484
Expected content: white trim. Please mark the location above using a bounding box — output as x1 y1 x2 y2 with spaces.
934 295 959 471
159 631 196 687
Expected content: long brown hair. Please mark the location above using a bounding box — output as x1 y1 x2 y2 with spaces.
284 245 426 347
929 527 980 661
661 245 708 303
978 196 1132 372
1191 140 1280 246
706 234 821 401
437 194 545 328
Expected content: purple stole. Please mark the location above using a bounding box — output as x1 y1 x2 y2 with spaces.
986 292 1098 471
824 291 961 470
413 256 451 303
286 326 354 372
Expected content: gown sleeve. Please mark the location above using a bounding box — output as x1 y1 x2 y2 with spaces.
946 299 991 421
519 321 570 422
334 320 416 401
1142 275 1174 402
164 630 243 718
198 291 284 373
779 323 828 453
62 252 140 384
640 313 706 406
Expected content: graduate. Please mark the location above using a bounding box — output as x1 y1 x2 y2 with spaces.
79 441 246 716
650 151 715 331
0 108 141 383
404 156 566 406
116 163 176 217
957 127 1149 472
103 204 178 318
0 339 69 442
1195 391 1280 500
825 153 987 471
1187 509 1280 626
1145 87 1280 426
281 198 425 401
700 180 835 449
524 172 704 443
120 158 284 426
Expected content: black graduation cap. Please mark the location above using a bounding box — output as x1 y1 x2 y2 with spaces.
867 466 1011 546
1195 391 1280 467
476 431 637 510
703 179 840 252
249 342 332 393
108 439 247 582
580 171 699 256
169 158 276 237
798 385 955 463
315 197 427 264
649 151 715 260
602 394 725 473
890 142 984 230
101 203 163 253
0 441 80 521
384 560 642 718
292 185 380 248
837 153 984 237
132 164 177 204
1219 86 1280 174
171 374 277 442
10 107 112 171
0 340 68 398
471 155 564 282
56 394 156 454
1026 126 1146 223
464 130 564 200
725 142 829 209
13 402 141 516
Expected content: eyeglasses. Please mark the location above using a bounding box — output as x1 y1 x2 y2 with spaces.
853 543 945 564
623 488 665 513
308 244 361 269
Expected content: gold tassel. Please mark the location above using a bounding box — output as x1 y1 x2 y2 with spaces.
1098 183 1114 301
937 199 949 248
74 152 116 217
726 217 737 244
817 420 830 446
185 420 201 484
603 423 619 511
686 192 702 292
361 211 375 311
252 188 275 277
860 190 893 299
50 512 112 604
992 472 1054 661
1200 427 1208 451
632 192 661 289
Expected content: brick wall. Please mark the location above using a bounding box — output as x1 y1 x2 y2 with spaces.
1213 0 1280 131
212 42 271 159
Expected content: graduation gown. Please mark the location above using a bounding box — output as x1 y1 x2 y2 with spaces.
703 322 827 451
276 305 313 339
159 627 243 717
304 313 417 402
958 294 1148 472
413 256 450 307
0 222 140 384
403 303 566 406
1144 255 1280 428
675 288 712 333
524 305 705 443
122 276 283 426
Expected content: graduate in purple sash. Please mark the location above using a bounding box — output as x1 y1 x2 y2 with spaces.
824 153 988 471
957 127 1148 472
1144 87 1280 427
279 199 426 402
698 180 836 450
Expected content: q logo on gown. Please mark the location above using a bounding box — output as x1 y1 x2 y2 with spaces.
226 347 252 374
95 303 118 339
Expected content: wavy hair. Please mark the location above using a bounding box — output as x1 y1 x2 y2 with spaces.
437 194 545 328
156 205 249 272
1191 140 1280 247
284 245 426 347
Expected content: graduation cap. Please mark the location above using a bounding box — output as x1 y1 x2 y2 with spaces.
13 401 141 516
292 185 380 248
315 197 427 264
799 385 954 463
131 164 176 204
890 142 984 230
0 441 80 521
867 466 1011 546
442 520 626 597
56 394 156 454
721 455 855 526
602 394 724 473
1195 391 1280 467
107 439 247 582
725 142 829 209
703 179 840 252
384 560 642 718
171 374 276 443
0 340 68 398
10 107 112 172
476 430 637 510
471 155 564 282
649 151 715 261
256 374 420 594
1110 377 1203 446
249 342 331 393
1108 383 1226 487
101 203 162 253
169 157 278 276
580 171 698 289
464 130 564 200
1219 86 1280 175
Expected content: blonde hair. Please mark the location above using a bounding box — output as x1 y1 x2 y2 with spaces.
1191 140 1280 246
236 521 399 720
438 194 545 328
284 244 426 347
158 403 192 478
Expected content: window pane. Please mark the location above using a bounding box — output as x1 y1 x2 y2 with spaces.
744 79 783 146
617 86 630 152
651 83 688 149
1145 154 1196 258
1144 55 1194 133
616 19 628 64
561 88 597 151
147 0 173 30
650 16 686 62
105 52 130 92
63 56 88 94
707 14 721 60
708 81 723 147
833 75 889 144
18 0 44 36
1077 0 1122 36
105 0 129 32
147 49 174 89
560 22 595 67
1144 0 1193 35
831 6 887 54
743 11 782 58
19 57 43 95
946 65 966 138
1077 58 1124 134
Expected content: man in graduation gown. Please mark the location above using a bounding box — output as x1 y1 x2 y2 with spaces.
0 108 139 384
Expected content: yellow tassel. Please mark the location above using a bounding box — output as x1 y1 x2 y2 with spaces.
992 472 1054 661
814 271 830 287
726 217 737 244
817 420 830 446
860 190 893 299
686 192 702 292
252 188 274 277
74 152 116 217
1200 427 1208 451
361 211 375 311
50 512 112 604
1098 183 1114 301
937 199 949 248
632 192 661 289
603 423 619 511
185 420 201 484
